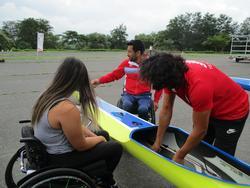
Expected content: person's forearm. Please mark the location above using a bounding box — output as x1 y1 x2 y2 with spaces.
177 130 206 158
177 110 210 159
155 110 172 145
82 126 96 137
77 136 104 151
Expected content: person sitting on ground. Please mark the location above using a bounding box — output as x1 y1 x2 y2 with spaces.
140 53 249 164
91 40 162 121
31 57 123 188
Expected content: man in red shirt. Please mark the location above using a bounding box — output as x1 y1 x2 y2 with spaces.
91 40 161 120
140 53 249 164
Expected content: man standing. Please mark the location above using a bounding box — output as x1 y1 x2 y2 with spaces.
140 53 249 163
91 40 161 120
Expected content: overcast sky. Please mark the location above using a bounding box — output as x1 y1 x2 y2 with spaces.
0 0 249 39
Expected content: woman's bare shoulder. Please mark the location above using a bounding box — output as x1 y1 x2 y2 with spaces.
52 100 79 115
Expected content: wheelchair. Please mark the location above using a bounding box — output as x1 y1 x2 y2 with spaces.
117 96 156 124
5 121 110 188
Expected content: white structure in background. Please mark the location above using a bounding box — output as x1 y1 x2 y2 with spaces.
229 35 250 62
149 45 153 56
37 32 44 55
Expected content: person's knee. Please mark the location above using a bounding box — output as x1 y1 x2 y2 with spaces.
105 141 123 159
122 101 133 111
137 105 149 115
111 141 123 155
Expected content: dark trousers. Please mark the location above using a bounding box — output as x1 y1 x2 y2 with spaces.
203 113 248 156
48 131 123 185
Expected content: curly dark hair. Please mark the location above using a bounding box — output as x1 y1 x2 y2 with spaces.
140 53 188 90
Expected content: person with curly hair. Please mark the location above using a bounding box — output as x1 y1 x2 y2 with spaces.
140 53 249 164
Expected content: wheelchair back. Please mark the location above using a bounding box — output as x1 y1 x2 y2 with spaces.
20 126 48 171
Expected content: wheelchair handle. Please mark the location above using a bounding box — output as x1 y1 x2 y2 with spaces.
19 120 31 124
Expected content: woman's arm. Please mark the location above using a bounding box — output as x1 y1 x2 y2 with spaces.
81 126 97 137
55 101 106 151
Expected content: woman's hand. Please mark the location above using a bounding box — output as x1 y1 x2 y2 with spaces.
99 135 107 142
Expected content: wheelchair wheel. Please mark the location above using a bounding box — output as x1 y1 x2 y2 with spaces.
148 100 156 124
19 168 95 188
117 98 123 109
5 146 26 188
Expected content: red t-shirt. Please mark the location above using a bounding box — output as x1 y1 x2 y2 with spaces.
164 60 249 120
99 59 162 103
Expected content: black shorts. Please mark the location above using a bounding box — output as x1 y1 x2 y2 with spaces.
203 113 249 156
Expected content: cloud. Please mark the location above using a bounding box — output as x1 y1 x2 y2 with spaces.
0 0 249 38
0 2 43 21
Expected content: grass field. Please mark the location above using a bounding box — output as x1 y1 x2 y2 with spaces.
0 50 232 61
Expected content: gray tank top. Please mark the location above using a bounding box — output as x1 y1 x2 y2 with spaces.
34 98 74 154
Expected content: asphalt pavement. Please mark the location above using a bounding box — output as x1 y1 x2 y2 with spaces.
0 51 249 188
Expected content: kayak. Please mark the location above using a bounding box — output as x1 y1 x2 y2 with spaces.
72 76 250 187
96 76 250 187
96 97 250 188
231 77 250 91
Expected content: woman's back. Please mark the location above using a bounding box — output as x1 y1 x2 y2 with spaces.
34 98 74 154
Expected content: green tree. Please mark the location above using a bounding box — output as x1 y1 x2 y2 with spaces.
153 31 175 50
44 32 59 49
110 24 128 49
17 18 53 49
216 14 238 34
86 32 108 49
240 17 250 35
0 30 13 50
77 34 87 49
61 30 79 49
203 33 230 51
135 33 154 49
166 13 193 50
1 21 19 47
165 12 237 51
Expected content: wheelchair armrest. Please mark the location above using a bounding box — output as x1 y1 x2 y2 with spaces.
20 137 46 151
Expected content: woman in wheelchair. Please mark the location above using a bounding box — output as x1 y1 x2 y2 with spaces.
29 57 122 187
